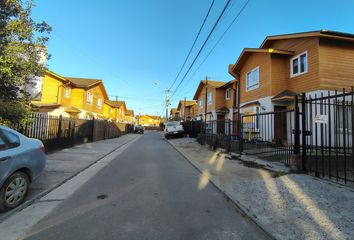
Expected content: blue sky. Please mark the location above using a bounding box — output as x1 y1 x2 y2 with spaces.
32 0 354 116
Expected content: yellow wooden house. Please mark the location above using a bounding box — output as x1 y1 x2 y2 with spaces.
124 110 135 123
32 71 115 120
137 115 161 126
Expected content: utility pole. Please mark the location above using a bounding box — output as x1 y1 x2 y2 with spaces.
204 76 208 121
204 76 208 132
184 97 186 121
165 88 170 123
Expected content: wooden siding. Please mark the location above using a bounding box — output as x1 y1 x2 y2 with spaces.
270 37 320 93
270 54 289 96
239 52 271 104
196 86 217 115
215 88 226 110
319 38 354 90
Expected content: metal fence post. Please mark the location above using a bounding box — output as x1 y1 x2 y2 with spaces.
239 115 243 154
294 96 300 154
227 119 231 152
292 95 301 170
57 115 63 139
91 117 95 142
301 93 307 171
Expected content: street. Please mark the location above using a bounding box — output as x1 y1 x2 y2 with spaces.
22 131 269 240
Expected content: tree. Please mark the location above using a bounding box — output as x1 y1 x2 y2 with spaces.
0 0 51 126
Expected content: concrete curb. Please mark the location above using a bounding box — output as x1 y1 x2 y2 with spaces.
165 138 276 240
0 135 140 224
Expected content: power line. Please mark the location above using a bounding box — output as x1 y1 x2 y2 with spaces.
168 0 215 90
172 0 251 99
170 0 232 99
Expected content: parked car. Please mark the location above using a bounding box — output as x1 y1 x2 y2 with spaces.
164 121 184 139
135 125 144 134
0 125 46 211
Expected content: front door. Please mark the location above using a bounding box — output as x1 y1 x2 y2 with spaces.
217 115 225 134
274 106 287 144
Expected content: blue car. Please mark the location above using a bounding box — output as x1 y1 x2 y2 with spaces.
0 125 46 211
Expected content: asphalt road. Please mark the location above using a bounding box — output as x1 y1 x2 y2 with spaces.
23 131 269 240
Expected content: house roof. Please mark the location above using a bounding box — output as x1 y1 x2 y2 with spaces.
105 100 126 110
216 106 229 114
65 77 102 88
219 79 237 89
125 110 134 116
260 30 354 48
193 80 227 100
32 102 61 109
231 48 295 73
65 76 109 99
64 105 81 114
177 100 197 110
170 108 179 115
230 30 354 76
272 90 298 103
46 70 69 83
240 101 260 109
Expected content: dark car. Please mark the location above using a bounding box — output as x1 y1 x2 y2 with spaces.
135 125 144 134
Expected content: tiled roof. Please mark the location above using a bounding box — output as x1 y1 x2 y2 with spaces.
105 100 126 108
65 77 102 87
125 110 134 116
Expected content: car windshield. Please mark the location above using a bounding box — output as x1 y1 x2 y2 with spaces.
166 122 179 127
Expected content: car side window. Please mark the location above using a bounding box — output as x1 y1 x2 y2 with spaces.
1 129 20 149
0 136 6 151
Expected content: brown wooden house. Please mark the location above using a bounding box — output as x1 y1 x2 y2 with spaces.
229 30 354 142
177 100 198 120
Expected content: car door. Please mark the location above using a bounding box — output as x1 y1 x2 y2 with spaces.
0 129 23 186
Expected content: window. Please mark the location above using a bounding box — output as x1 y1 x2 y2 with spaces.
64 87 71 98
97 98 102 109
110 108 113 114
291 51 308 77
2 129 20 148
207 92 212 105
86 92 93 105
246 67 259 91
199 99 203 109
226 88 231 100
0 136 6 151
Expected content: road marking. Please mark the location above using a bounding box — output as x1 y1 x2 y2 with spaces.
0 135 141 240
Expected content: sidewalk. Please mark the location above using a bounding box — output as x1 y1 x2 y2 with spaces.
0 134 140 222
168 137 354 240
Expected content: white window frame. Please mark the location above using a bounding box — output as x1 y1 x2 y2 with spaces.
86 92 93 105
97 98 102 109
199 99 203 109
246 67 260 92
290 51 308 78
64 87 71 98
207 92 212 105
226 88 231 100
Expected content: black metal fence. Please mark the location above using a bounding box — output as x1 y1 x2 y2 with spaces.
185 89 354 185
241 110 295 165
301 90 354 184
11 113 133 152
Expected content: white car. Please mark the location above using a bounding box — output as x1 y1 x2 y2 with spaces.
164 121 184 139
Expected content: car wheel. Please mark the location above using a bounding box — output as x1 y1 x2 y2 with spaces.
0 172 30 211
